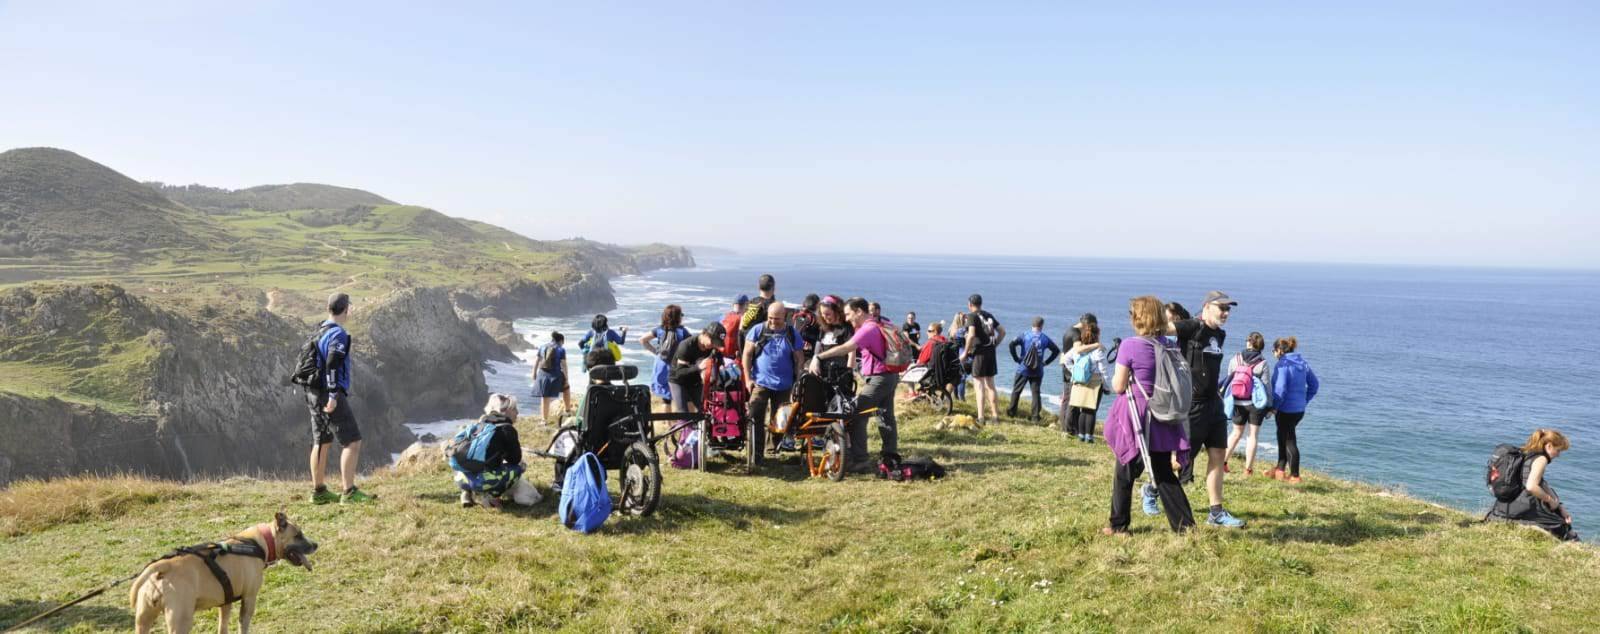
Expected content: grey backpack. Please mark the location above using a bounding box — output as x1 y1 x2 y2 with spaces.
1133 336 1192 426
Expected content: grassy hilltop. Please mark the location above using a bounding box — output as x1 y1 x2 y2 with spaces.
2 404 1596 633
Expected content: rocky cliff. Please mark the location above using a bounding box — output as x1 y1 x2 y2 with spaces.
0 283 510 486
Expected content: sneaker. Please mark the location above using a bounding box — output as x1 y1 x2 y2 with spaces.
310 486 339 505
1141 483 1160 516
778 437 798 453
459 490 475 508
1287 476 1303 484
1271 469 1287 481
1207 509 1246 528
480 496 503 510
1223 462 1232 474
1244 468 1254 477
1263 468 1281 479
340 487 377 504
1101 526 1130 537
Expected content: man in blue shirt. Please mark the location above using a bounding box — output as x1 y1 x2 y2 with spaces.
308 293 375 505
1007 316 1060 421
742 302 805 457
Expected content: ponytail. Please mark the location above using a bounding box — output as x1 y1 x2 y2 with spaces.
1522 428 1570 456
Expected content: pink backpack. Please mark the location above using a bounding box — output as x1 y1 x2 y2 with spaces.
1228 355 1258 400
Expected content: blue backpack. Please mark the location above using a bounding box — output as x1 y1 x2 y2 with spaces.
1071 354 1096 384
558 452 612 533
448 420 499 473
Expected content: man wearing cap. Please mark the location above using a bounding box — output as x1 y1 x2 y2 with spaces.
668 322 728 418
1151 290 1245 528
720 294 749 359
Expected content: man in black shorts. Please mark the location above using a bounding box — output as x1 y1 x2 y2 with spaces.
307 293 375 505
1159 290 1243 527
960 294 1006 424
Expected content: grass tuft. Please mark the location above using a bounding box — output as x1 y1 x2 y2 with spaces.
0 475 190 537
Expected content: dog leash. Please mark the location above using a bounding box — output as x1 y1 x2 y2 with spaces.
1 572 140 633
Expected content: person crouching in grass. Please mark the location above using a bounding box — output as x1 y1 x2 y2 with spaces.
452 394 525 510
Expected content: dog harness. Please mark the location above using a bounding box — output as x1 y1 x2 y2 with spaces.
161 524 279 605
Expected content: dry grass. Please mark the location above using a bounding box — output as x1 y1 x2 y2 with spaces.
0 475 190 538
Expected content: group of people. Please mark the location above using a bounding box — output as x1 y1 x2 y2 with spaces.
292 279 1576 541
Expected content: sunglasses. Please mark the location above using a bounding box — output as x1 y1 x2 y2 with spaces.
1214 304 1232 313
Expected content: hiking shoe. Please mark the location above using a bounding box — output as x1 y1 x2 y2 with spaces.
310 487 339 505
1207 509 1246 528
1141 483 1160 516
778 437 798 453
341 487 377 504
460 491 475 508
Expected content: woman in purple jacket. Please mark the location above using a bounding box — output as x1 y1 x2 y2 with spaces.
1102 296 1195 535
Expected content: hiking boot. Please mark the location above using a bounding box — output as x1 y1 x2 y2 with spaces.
310 486 339 505
460 490 475 508
777 437 798 453
1141 483 1160 516
1207 509 1246 528
846 459 878 475
341 487 377 504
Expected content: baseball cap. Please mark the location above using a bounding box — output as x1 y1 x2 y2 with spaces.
703 321 727 344
1204 290 1238 307
734 294 749 305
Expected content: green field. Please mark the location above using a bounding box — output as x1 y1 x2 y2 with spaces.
3 404 1595 633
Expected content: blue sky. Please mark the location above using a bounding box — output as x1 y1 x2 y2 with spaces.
2 2 1596 268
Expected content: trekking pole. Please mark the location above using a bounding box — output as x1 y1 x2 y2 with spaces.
2 572 140 633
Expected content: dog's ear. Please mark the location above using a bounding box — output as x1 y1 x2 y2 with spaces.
275 511 288 531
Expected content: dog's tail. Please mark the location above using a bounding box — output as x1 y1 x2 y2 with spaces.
127 565 161 614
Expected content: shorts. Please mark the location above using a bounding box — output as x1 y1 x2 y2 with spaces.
309 391 362 446
1186 397 1227 450
1231 403 1265 426
969 348 998 378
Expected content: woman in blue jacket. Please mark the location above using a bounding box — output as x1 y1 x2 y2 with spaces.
1267 337 1319 483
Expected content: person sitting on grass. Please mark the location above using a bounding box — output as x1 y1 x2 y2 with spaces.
451 394 525 510
1488 429 1579 541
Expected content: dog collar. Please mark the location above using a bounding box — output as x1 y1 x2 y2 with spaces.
252 523 278 562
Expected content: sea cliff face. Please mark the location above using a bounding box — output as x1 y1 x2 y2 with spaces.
0 284 508 485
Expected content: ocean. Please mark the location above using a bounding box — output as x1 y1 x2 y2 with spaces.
410 254 1600 538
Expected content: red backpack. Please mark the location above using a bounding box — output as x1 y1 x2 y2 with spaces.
878 322 915 373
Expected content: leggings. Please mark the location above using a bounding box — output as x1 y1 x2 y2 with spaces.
1109 451 1194 533
1074 407 1097 437
1275 411 1306 477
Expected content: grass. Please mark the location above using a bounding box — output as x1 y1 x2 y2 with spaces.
2 404 1597 633
0 476 190 538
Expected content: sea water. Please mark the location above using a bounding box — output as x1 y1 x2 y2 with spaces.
410 254 1600 538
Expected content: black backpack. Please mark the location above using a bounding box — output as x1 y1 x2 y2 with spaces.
877 453 947 481
1487 444 1529 503
752 324 795 362
657 327 683 362
286 323 336 387
1020 337 1043 372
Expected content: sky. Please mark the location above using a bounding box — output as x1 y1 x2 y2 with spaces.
1 1 1596 268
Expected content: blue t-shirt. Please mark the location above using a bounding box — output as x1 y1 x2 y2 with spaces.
746 323 805 391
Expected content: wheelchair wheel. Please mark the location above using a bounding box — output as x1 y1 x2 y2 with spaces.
934 388 954 415
823 421 847 481
746 418 765 471
620 441 661 516
696 418 710 472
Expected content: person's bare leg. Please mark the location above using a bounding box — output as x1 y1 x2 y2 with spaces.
1226 425 1243 459
1244 424 1261 472
310 443 330 489
340 440 362 491
1207 446 1226 506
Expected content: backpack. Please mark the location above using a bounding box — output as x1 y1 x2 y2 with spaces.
1487 444 1529 503
671 430 701 469
877 453 946 481
1228 356 1259 401
1071 353 1096 384
286 323 336 387
1020 337 1043 372
751 324 796 363
558 452 611 533
741 296 774 335
448 419 503 473
538 343 561 373
657 327 684 362
877 323 915 373
971 311 999 348
1134 337 1192 427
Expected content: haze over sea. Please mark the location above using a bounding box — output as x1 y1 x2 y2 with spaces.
415 254 1600 538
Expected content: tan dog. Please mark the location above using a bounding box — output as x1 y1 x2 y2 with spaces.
129 512 317 634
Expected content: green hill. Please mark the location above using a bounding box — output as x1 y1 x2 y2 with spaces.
147 182 396 214
0 409 1594 632
0 148 224 258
